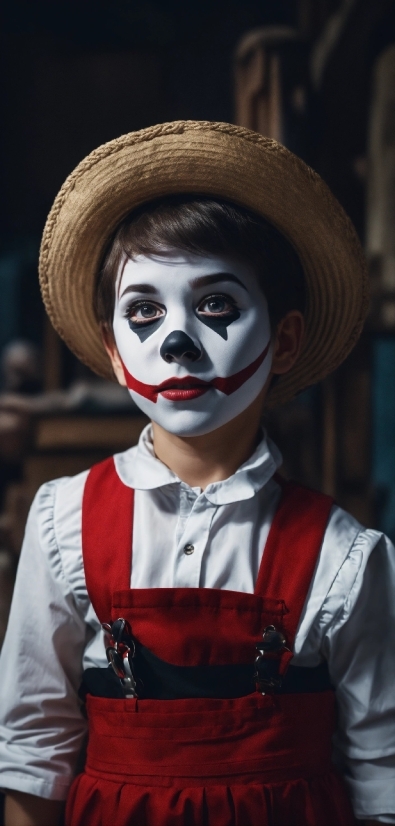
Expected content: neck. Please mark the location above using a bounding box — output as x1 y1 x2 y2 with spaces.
151 391 265 489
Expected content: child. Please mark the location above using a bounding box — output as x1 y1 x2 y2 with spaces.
0 121 394 826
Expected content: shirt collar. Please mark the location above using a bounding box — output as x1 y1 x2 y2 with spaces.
114 423 282 505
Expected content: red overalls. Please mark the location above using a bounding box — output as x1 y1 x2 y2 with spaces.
66 457 356 826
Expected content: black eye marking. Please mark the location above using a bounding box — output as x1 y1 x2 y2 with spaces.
128 315 165 342
126 301 166 342
195 295 240 340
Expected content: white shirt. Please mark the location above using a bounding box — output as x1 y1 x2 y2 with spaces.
0 425 394 823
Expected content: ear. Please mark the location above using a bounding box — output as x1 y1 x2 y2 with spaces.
101 325 127 387
271 311 305 376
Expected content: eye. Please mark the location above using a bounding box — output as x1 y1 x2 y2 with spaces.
197 294 237 317
126 300 165 325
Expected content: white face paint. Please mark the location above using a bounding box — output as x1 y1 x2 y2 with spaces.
113 252 272 436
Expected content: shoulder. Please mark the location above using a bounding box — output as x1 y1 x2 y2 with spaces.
29 447 138 599
295 502 393 653
280 481 384 576
34 468 89 543
27 469 89 603
324 504 395 610
320 503 392 602
286 484 389 574
322 504 394 612
324 503 390 572
34 443 139 532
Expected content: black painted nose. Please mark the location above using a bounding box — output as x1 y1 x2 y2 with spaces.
160 331 201 363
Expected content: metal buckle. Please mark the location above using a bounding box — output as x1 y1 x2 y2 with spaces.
102 618 138 698
254 624 290 695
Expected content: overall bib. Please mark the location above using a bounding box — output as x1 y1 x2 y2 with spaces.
66 457 356 826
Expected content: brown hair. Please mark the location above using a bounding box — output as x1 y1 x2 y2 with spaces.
94 195 306 329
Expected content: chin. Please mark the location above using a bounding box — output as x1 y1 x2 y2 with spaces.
148 403 247 438
148 405 220 437
155 417 223 438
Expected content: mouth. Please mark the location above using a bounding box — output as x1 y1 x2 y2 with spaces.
121 340 270 404
154 377 211 400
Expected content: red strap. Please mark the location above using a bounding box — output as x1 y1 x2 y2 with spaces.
82 457 133 624
255 480 334 645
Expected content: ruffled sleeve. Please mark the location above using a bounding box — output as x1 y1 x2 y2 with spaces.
0 472 92 800
296 507 395 823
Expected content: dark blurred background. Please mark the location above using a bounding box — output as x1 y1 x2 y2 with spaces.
1 0 395 646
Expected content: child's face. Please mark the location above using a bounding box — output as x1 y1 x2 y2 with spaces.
112 252 272 436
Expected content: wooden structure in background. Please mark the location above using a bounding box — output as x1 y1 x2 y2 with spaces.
366 44 395 330
234 24 327 497
307 0 394 524
234 27 297 142
234 2 395 524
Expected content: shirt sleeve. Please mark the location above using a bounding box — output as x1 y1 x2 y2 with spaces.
323 528 395 823
0 479 91 801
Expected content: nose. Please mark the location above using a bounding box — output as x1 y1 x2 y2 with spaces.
160 331 202 364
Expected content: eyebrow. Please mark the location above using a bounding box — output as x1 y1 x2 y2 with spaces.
189 273 248 291
119 272 248 299
120 283 159 298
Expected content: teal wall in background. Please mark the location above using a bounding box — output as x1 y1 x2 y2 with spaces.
0 240 42 356
372 337 395 541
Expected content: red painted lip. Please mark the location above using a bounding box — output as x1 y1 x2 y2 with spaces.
122 340 270 404
150 376 211 402
160 387 209 401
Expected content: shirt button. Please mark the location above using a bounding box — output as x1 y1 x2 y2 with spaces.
183 544 195 555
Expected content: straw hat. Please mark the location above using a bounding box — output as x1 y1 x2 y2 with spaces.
39 120 369 407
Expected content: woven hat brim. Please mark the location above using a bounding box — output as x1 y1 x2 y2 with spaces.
39 121 369 407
